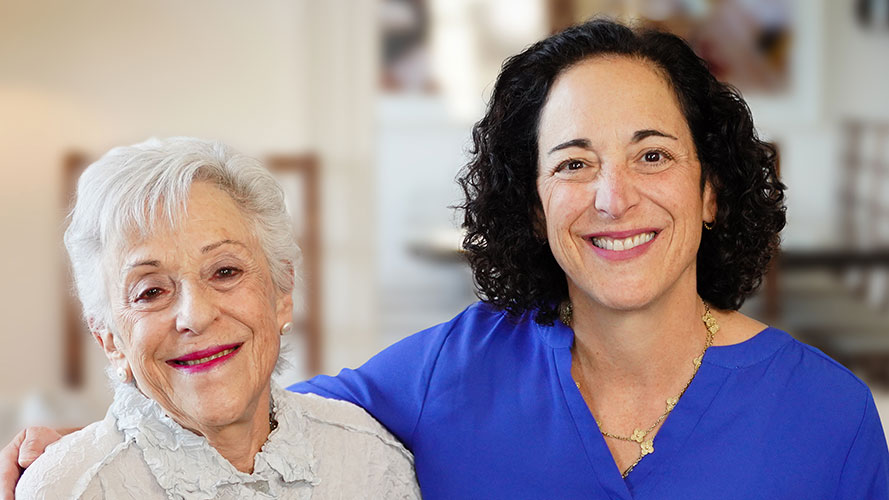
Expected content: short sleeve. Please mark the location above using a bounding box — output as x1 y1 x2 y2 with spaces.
834 390 889 500
288 309 463 448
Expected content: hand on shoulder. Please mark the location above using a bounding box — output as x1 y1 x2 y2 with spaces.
1 426 63 500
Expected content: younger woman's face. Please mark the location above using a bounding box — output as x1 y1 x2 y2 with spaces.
536 56 716 312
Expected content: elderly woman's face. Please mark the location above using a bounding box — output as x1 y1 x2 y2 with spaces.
536 56 716 312
99 182 292 432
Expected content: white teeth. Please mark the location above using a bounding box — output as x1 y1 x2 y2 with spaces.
591 232 655 251
177 347 237 366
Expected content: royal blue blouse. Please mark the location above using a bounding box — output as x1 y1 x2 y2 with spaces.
289 302 889 499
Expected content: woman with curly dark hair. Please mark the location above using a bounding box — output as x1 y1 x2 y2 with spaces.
5 18 888 500
308 19 887 498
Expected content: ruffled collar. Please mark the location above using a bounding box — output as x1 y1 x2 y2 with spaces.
110 382 318 499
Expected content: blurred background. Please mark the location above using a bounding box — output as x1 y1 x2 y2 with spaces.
1 0 888 442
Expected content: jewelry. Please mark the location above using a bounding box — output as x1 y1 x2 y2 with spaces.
280 321 293 336
116 366 129 383
559 301 573 326
572 301 720 478
269 397 279 432
703 220 714 230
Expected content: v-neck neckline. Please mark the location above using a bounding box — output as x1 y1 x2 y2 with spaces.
551 323 735 499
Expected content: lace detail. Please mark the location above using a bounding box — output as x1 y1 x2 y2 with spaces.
110 383 318 499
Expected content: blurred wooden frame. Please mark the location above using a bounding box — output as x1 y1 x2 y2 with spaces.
61 151 322 388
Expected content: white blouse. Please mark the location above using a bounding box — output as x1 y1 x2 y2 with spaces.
16 383 420 499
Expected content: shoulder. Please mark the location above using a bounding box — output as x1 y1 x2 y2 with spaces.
288 391 409 449
15 415 131 499
403 301 547 355
399 301 520 347
780 330 871 395
729 325 876 425
282 392 420 496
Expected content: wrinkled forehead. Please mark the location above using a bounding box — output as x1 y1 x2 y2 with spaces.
101 182 254 270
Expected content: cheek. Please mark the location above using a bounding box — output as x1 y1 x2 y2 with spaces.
119 310 176 365
123 322 161 362
541 184 588 231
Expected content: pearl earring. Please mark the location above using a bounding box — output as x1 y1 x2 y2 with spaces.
116 367 129 383
280 322 293 336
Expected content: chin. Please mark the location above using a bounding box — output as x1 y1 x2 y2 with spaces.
189 400 252 428
573 280 661 312
596 295 654 312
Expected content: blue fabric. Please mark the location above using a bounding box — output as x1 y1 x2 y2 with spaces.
289 302 889 499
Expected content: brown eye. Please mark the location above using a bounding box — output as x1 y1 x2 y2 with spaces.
136 287 164 302
214 267 242 280
644 151 662 162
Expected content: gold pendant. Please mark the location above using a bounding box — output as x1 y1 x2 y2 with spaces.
631 428 646 443
666 396 678 411
640 439 654 456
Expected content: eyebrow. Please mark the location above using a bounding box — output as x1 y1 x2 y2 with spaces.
547 138 593 155
631 129 677 143
201 239 246 254
124 259 160 271
546 129 678 156
122 240 246 271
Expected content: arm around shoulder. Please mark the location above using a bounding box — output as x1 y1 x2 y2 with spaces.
15 419 132 500
288 304 483 444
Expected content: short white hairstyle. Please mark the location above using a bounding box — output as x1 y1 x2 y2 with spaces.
64 137 299 330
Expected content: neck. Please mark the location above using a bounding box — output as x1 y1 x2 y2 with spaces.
569 280 706 390
194 388 273 474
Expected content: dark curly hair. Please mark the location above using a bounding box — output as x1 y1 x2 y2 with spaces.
457 18 786 325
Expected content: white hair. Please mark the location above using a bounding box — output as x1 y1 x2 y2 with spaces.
64 137 299 330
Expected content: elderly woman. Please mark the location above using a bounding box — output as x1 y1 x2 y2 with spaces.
6 18 889 500
14 138 419 498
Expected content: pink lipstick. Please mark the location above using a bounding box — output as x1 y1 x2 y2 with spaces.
585 229 659 261
167 343 242 373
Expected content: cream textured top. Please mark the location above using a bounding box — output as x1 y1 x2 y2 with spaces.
16 383 420 499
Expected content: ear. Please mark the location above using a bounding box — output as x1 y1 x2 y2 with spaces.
702 179 718 224
275 289 294 328
88 317 129 374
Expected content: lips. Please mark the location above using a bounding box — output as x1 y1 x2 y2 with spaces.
584 229 659 261
589 231 656 251
167 343 242 372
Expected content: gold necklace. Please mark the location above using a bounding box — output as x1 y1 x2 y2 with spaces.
569 302 720 478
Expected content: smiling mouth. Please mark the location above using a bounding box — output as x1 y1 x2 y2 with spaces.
169 344 242 367
589 231 656 251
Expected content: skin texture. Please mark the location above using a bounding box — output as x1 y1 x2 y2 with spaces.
536 55 719 473
92 181 293 473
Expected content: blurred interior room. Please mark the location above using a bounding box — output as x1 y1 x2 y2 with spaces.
1 0 888 441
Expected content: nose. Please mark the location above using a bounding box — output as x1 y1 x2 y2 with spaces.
174 280 218 335
593 164 639 219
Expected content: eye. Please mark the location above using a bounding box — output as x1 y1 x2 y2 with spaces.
136 287 165 302
565 159 585 170
555 158 587 172
640 149 673 165
214 267 242 280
